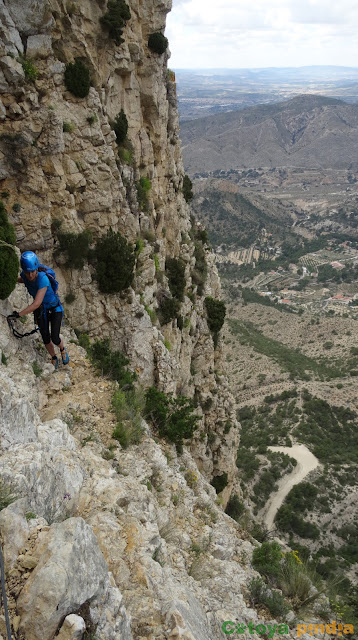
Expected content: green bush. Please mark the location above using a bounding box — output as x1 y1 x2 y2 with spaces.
248 577 289 617
87 113 98 125
89 338 136 387
144 387 199 451
236 448 260 481
118 139 134 165
211 472 228 494
112 388 144 448
275 505 320 539
157 296 180 325
279 481 318 512
252 541 282 579
112 109 128 145
63 121 75 133
183 174 193 202
32 361 43 377
94 229 135 293
64 58 91 98
225 494 245 521
20 57 38 82
100 0 131 45
56 229 92 269
148 32 168 54
0 201 19 300
74 329 91 351
136 177 152 212
204 297 226 345
261 588 290 617
166 257 186 301
65 292 76 304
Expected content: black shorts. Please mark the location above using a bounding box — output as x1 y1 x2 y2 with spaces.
36 309 63 346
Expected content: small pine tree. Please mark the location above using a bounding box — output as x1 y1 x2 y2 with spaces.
204 296 226 345
56 230 92 269
94 228 135 293
100 0 131 45
64 59 91 98
183 174 193 202
148 32 168 55
0 201 19 300
112 109 128 145
166 257 186 301
157 296 180 325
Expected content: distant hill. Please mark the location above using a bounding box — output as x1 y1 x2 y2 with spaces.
191 180 295 249
180 95 358 173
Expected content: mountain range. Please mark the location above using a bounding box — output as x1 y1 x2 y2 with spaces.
180 95 358 173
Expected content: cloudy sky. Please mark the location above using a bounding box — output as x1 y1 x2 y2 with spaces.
165 0 358 68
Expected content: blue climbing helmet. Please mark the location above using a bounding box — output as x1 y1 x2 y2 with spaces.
20 251 39 272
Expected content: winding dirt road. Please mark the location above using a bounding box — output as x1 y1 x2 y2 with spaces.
262 444 320 531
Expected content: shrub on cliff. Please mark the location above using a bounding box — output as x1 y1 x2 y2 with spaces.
166 257 186 301
148 32 168 55
204 296 226 346
144 387 199 451
64 59 91 98
183 174 193 202
89 338 136 387
157 296 180 325
19 57 38 83
94 228 135 293
56 229 92 269
136 177 151 212
112 109 128 145
0 201 19 300
252 541 282 579
112 388 145 448
100 0 131 45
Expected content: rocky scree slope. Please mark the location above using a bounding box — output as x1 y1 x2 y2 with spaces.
0 303 266 640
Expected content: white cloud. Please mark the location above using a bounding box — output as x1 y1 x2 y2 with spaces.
166 0 358 67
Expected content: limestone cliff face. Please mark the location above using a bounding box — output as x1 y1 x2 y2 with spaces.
0 2 249 638
0 0 239 487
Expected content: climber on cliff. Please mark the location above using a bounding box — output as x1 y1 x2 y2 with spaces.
9 251 69 370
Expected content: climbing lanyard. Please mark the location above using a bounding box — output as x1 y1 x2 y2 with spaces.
6 315 39 339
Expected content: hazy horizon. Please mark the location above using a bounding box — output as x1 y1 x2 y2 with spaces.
173 65 358 72
166 0 358 69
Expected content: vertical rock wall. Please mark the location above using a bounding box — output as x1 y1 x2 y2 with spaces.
0 0 239 492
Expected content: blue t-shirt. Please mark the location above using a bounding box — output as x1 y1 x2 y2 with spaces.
21 270 63 312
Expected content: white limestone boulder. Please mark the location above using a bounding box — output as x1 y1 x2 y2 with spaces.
17 517 108 640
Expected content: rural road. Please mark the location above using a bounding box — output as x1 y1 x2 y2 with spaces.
262 444 320 531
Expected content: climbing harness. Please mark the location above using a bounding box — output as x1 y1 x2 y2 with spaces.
0 539 13 640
